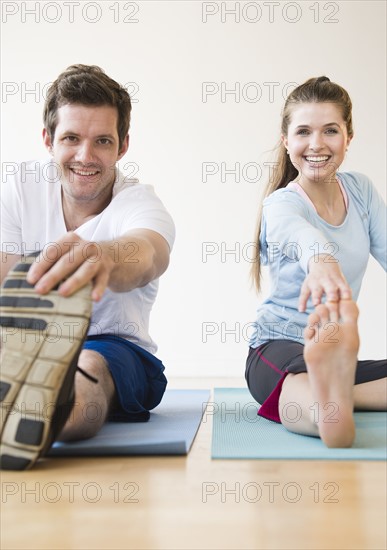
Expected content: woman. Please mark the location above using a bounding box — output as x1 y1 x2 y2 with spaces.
246 76 386 448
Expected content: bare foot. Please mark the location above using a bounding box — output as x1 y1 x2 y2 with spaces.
303 300 360 448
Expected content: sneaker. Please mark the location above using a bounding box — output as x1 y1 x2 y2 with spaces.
0 253 92 470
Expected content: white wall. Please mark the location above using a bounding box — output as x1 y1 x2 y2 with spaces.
1 1 386 376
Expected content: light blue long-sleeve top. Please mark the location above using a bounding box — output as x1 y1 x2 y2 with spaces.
249 171 387 348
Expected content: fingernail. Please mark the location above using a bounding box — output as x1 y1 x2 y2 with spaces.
34 283 46 293
26 271 37 284
59 284 69 295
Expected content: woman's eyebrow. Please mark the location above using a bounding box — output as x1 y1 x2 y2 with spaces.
295 122 341 128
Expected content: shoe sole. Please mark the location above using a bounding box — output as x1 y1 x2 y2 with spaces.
0 255 92 470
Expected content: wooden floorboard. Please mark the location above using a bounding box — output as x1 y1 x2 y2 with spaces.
1 378 386 550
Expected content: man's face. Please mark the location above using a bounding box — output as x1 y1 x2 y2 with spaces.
43 103 128 204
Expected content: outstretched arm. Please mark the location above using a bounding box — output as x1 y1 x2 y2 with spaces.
298 253 352 317
26 230 170 301
262 192 354 316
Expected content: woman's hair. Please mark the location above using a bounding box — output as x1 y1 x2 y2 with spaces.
43 64 132 150
251 76 354 292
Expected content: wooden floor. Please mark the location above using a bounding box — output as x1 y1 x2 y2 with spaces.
1 377 386 550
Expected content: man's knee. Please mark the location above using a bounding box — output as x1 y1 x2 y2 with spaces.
78 349 108 379
77 348 117 412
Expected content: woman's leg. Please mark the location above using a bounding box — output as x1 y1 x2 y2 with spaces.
279 300 387 447
279 374 387 441
353 378 387 410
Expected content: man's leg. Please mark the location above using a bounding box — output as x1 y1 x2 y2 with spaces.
0 254 93 469
58 349 117 441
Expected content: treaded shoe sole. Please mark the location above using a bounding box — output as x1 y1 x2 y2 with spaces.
0 254 92 470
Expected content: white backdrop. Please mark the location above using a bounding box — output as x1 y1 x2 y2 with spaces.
1 1 386 376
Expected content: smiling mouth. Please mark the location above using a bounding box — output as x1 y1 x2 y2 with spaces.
304 155 331 165
69 166 101 177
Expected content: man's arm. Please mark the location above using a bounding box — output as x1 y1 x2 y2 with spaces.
1 252 22 285
26 229 170 301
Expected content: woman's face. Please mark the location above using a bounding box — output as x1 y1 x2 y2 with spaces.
282 102 352 187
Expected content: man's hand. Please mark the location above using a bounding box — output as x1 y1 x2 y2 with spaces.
27 232 113 301
26 230 170 301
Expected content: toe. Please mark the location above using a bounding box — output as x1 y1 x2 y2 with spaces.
315 303 330 324
305 312 321 342
325 300 339 323
339 300 359 323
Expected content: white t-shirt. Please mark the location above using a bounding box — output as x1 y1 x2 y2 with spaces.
1 159 175 354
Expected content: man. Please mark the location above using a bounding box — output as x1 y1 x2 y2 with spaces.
0 64 175 470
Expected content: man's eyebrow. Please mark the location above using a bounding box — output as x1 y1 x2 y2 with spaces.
96 134 116 139
59 131 117 139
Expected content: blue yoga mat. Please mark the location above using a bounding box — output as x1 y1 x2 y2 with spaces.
50 389 210 456
211 388 387 460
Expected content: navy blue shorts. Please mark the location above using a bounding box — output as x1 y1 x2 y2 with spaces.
83 335 167 422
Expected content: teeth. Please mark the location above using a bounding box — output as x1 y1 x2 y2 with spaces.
71 169 99 176
305 156 329 162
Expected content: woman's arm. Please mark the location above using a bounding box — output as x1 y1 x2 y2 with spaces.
263 190 352 315
298 254 352 315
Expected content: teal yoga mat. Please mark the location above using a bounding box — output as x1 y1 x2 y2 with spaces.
211 388 387 460
50 389 210 456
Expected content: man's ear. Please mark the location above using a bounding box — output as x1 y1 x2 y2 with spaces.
42 128 53 154
117 134 129 160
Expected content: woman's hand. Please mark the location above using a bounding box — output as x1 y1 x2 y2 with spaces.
298 254 352 314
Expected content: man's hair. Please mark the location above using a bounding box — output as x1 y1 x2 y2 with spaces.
43 64 132 149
